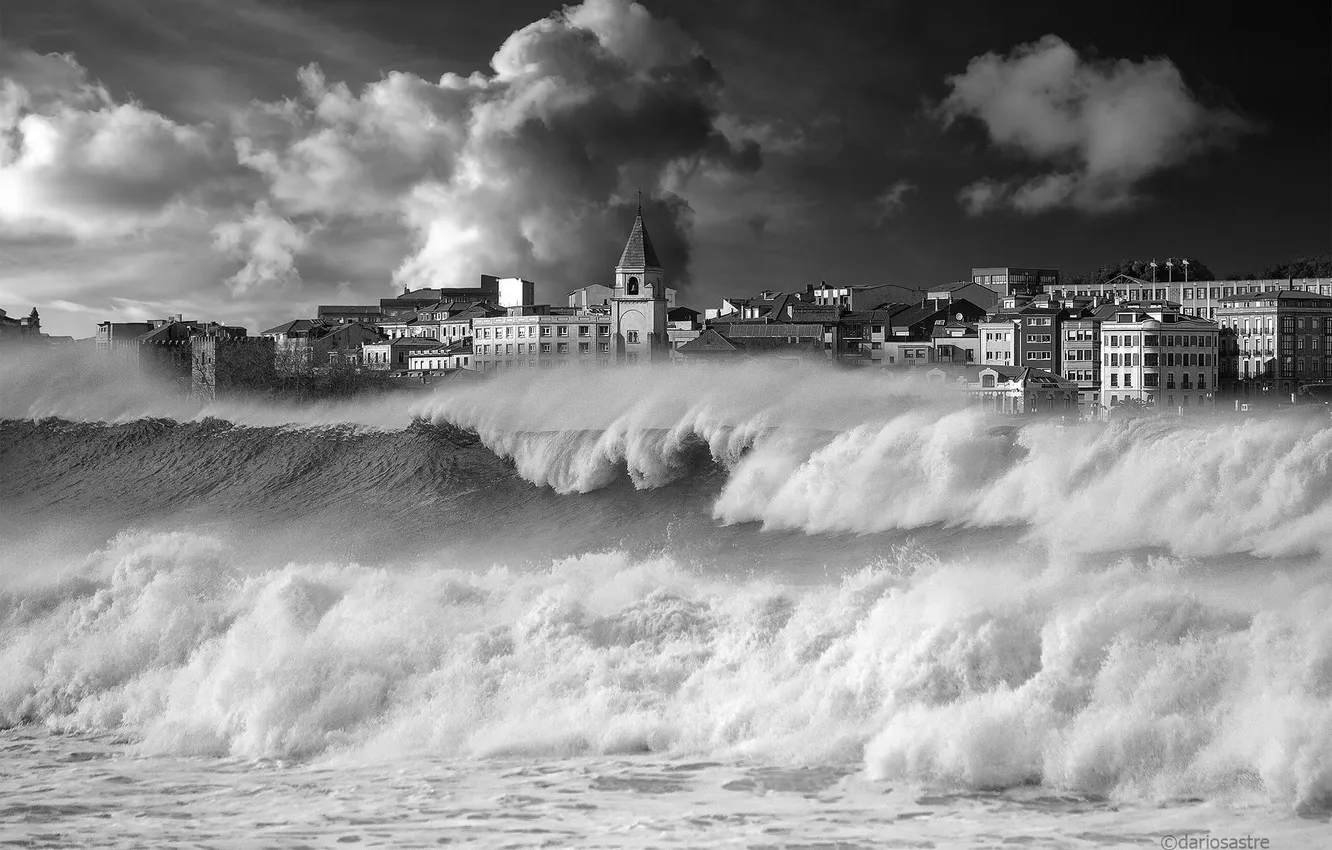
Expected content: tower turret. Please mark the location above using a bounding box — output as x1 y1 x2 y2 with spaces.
611 201 668 363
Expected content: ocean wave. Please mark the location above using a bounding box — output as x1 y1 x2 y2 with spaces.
1 530 1328 812
8 358 1332 560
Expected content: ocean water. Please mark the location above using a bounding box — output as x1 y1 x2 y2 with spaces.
1 351 1331 848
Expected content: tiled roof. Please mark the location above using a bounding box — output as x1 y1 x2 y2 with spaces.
678 328 745 353
261 319 321 336
616 211 662 269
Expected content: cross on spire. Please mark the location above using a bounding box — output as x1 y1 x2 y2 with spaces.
637 187 642 215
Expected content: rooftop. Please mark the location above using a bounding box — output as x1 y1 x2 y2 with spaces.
616 209 662 269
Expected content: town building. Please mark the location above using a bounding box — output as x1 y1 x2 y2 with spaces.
932 365 1079 415
375 276 535 319
317 305 384 324
979 315 1019 367
666 306 703 361
1099 301 1219 413
1061 307 1109 413
261 320 384 373
930 318 980 367
1055 275 1332 322
610 206 670 364
809 282 925 310
972 267 1060 299
472 309 614 371
1216 289 1332 399
405 339 474 372
0 307 42 348
191 333 276 400
929 281 999 312
363 337 445 371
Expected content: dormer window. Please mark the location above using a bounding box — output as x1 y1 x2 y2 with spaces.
627 276 639 295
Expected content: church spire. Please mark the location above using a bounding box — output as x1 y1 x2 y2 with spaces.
616 202 662 270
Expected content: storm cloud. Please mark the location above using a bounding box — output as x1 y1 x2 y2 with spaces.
225 0 760 296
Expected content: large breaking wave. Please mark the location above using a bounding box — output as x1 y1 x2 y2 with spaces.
3 349 1332 812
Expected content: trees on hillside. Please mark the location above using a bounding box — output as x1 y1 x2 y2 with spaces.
1261 255 1332 279
1065 258 1216 289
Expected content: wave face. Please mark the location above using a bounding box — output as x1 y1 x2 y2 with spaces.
3 352 1332 812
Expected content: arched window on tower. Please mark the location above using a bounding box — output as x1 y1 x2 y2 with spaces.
627 276 639 295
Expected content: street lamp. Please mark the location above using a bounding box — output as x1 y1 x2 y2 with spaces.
1149 259 1158 284
1166 259 1174 284
1182 258 1190 283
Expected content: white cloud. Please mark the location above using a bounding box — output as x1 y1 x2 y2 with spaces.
938 35 1253 214
0 52 229 238
873 180 916 225
211 201 317 294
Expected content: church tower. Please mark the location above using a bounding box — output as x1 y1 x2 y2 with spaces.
611 201 669 364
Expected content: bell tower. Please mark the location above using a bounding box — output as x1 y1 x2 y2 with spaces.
611 198 668 364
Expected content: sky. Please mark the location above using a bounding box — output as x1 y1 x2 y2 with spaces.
0 0 1328 338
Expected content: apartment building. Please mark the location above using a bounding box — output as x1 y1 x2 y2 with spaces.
1216 289 1332 398
979 315 1018 367
472 311 614 371
1060 309 1108 413
1057 275 1332 321
1099 302 1219 412
971 267 1060 298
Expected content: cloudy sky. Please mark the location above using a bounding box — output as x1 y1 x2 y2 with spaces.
1 0 1327 337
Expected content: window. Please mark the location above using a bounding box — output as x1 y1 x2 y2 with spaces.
1198 373 1206 390
540 343 551 353
598 342 609 352
1166 373 1176 389
1144 353 1159 367
558 326 569 337
1110 374 1119 387
627 330 640 344
579 342 590 353
599 325 610 337
540 326 551 337
557 342 569 353
1144 373 1159 387
579 325 590 337
1124 373 1132 388
505 327 513 338
1144 335 1159 347
627 276 639 295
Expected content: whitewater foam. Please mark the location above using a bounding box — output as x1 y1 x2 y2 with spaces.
2 530 1330 812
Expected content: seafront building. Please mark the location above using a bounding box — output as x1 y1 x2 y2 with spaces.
472 310 614 370
1056 274 1332 321
1216 290 1332 398
0 307 43 347
1099 302 1219 412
